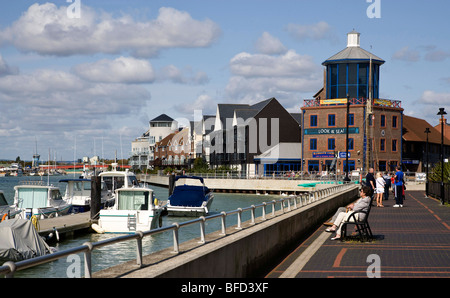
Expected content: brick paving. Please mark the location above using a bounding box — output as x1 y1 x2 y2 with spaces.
267 191 450 278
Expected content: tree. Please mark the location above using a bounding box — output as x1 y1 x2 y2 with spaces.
192 157 208 172
429 162 450 183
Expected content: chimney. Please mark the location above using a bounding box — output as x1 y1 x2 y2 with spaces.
347 30 360 47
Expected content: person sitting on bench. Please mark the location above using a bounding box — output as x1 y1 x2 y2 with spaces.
325 185 372 240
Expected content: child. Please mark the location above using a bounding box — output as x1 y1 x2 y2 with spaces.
375 172 385 207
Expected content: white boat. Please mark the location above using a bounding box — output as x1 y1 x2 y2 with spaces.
98 163 140 199
13 182 72 219
59 178 114 213
166 176 214 217
93 186 164 234
0 191 21 220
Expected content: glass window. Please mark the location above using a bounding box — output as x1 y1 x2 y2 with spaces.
380 138 386 151
328 138 335 150
348 138 354 150
328 114 336 126
348 64 357 85
338 64 347 85
380 115 386 127
310 139 317 150
392 116 398 128
348 114 354 126
308 160 319 172
310 115 318 127
18 188 48 209
392 139 398 152
118 191 149 211
343 160 356 172
379 161 387 171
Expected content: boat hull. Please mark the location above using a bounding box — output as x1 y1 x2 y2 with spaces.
167 194 214 217
97 209 163 233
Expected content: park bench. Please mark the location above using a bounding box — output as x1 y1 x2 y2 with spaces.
341 197 374 242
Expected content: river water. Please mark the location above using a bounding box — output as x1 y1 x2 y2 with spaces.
0 175 284 278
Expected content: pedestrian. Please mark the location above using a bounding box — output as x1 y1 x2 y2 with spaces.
393 166 404 207
325 185 372 240
375 172 385 207
365 168 376 203
383 171 391 200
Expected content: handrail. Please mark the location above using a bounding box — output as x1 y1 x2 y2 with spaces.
1 183 357 278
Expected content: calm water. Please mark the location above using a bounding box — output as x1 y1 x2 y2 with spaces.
0 175 283 278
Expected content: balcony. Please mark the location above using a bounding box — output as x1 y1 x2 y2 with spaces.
303 98 401 108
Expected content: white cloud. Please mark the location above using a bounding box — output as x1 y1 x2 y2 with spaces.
73 56 155 83
230 50 319 78
174 94 217 115
226 49 322 104
0 54 18 76
255 32 287 55
419 90 450 105
0 3 221 57
286 21 337 43
157 65 210 85
392 46 420 62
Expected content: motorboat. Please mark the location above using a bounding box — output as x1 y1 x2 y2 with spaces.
59 178 114 213
166 176 214 217
92 186 165 234
0 191 21 220
0 218 52 263
13 181 72 219
98 163 140 199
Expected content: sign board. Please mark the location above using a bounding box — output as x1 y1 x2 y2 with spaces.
304 127 359 135
338 152 351 158
312 152 335 158
415 172 426 182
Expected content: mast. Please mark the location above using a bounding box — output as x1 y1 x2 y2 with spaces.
365 56 373 172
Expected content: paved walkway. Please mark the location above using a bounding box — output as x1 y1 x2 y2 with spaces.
267 190 450 278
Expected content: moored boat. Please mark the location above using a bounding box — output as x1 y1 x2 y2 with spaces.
59 178 114 213
166 176 214 217
13 181 72 219
92 186 164 234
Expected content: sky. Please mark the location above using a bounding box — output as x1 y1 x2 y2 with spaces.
0 0 449 161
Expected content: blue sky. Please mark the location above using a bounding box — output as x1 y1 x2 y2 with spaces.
0 0 449 161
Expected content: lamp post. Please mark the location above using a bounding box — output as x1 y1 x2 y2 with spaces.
424 127 431 197
437 108 447 205
344 95 351 183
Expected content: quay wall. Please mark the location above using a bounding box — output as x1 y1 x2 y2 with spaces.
94 185 359 278
138 174 338 194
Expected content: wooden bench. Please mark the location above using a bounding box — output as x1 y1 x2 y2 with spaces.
341 197 374 242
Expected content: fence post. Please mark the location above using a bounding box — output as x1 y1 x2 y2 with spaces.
172 223 180 253
83 242 93 278
4 261 16 278
220 211 227 235
199 217 206 244
251 205 256 224
136 231 143 267
237 208 243 229
262 202 267 220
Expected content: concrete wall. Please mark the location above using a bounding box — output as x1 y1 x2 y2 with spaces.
100 185 359 278
139 174 345 194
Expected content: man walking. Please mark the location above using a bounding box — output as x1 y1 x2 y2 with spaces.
383 171 391 200
365 168 376 196
394 166 404 207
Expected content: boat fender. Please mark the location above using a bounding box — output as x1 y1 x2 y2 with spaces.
53 227 60 242
154 198 158 206
91 223 105 234
1 213 7 222
158 215 162 228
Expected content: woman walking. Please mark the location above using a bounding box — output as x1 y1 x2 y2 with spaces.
375 172 385 207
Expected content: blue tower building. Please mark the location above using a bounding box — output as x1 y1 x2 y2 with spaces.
322 31 384 100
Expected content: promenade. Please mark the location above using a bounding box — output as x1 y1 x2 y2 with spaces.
267 190 450 278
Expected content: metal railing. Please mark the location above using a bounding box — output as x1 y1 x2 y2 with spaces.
0 183 356 278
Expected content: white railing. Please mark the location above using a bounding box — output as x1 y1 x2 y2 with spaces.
0 183 356 278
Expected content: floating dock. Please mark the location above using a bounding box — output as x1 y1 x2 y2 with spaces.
36 212 94 241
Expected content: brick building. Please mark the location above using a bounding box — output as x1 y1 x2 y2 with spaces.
301 31 403 174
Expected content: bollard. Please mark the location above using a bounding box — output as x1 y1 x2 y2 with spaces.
90 176 101 221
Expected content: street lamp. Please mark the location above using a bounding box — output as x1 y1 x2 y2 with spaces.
344 94 351 183
437 107 447 205
424 127 431 197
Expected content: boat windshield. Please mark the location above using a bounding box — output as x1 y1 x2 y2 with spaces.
18 188 48 208
118 191 149 211
0 193 8 205
50 189 62 200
